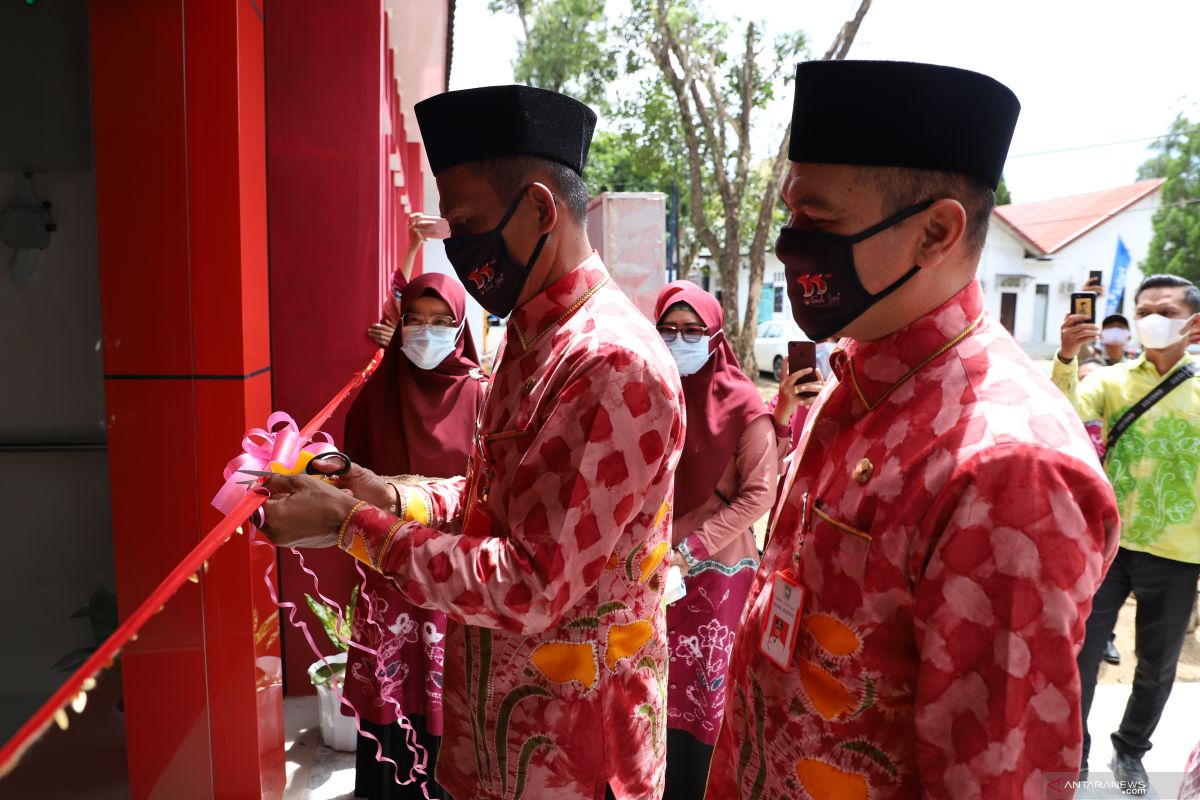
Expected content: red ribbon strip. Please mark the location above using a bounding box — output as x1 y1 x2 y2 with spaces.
0 350 384 779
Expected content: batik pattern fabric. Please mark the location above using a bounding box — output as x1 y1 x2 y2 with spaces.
340 255 685 800
668 415 781 746
705 282 1121 799
344 569 446 731
1052 352 1200 564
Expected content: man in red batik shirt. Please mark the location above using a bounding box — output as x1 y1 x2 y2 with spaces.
704 61 1120 799
261 86 685 800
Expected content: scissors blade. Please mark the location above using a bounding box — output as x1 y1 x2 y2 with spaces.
236 469 277 478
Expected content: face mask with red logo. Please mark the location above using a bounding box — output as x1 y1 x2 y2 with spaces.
775 199 933 340
443 188 549 318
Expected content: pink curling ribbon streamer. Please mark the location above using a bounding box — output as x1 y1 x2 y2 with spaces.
295 549 431 785
211 411 339 515
248 534 432 795
217 407 430 792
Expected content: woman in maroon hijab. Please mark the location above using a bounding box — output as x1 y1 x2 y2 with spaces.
653 281 783 799
343 272 486 800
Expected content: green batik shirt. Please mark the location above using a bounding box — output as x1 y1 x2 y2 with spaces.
1052 352 1200 564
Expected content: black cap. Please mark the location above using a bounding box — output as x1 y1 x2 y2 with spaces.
1102 314 1129 328
788 61 1020 189
415 85 598 177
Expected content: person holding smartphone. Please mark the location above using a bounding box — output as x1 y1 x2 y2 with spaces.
1053 273 1200 792
771 343 829 451
652 281 781 799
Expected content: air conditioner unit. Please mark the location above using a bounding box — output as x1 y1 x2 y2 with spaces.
1059 280 1076 296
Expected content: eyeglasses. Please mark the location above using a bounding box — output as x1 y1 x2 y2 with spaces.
401 313 457 328
657 324 708 343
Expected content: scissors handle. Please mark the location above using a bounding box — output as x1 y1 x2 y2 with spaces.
306 451 351 477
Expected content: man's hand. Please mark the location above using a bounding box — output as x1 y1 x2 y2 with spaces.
260 474 360 549
367 322 395 348
327 462 398 513
1059 313 1100 362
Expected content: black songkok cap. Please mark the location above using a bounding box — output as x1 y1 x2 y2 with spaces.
788 61 1020 189
416 85 598 177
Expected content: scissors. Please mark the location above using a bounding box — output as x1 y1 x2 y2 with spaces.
234 451 352 485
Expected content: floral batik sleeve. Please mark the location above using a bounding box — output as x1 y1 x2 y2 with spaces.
912 443 1120 797
388 475 468 531
342 347 681 635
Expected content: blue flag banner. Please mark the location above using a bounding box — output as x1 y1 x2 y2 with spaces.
1107 237 1131 317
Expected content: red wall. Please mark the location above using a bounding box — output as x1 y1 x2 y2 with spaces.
266 1 423 693
91 0 282 796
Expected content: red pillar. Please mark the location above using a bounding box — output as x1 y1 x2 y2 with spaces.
91 0 282 796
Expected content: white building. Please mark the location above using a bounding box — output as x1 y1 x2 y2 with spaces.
981 179 1164 356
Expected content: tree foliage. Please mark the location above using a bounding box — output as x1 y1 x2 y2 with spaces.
501 0 874 374
995 176 1012 206
1138 115 1200 282
488 0 617 110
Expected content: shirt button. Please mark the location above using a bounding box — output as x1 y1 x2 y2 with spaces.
669 683 677 689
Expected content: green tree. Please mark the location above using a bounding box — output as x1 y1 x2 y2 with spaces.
1138 115 1200 282
489 0 617 110
996 175 1012 206
500 0 874 373
624 0 872 372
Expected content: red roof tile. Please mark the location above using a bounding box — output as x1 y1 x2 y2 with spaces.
992 178 1165 255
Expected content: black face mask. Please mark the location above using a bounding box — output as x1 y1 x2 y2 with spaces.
442 189 549 318
775 199 934 340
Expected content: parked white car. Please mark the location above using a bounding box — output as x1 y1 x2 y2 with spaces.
754 318 809 381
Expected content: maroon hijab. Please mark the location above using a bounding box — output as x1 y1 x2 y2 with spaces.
655 280 768 517
344 272 485 478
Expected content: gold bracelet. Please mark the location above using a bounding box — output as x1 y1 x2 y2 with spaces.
336 500 369 550
374 518 407 571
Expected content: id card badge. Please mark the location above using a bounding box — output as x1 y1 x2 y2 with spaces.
759 569 806 671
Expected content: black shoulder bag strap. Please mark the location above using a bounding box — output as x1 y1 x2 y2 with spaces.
1103 362 1198 463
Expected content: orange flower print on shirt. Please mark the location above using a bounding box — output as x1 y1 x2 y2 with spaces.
606 620 654 670
795 758 870 800
530 642 598 690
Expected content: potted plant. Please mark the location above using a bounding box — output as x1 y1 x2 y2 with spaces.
304 586 359 751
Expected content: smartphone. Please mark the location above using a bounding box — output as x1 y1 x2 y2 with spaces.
1088 270 1103 288
1071 292 1097 323
788 340 818 384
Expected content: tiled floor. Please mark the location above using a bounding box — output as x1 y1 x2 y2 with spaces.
283 683 1200 799
283 696 356 800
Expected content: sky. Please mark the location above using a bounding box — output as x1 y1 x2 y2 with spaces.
449 0 1199 205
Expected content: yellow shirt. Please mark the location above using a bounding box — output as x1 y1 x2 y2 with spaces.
1052 352 1200 564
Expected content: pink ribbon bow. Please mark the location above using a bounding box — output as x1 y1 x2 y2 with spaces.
211 411 339 515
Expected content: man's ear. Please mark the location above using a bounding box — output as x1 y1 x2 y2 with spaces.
915 198 968 270
526 182 559 235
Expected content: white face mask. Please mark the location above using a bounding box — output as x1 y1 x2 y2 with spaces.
666 335 713 376
1134 314 1187 351
401 324 461 370
1101 327 1131 346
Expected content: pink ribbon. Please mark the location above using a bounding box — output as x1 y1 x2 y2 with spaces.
249 532 432 795
220 408 432 793
211 411 338 515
